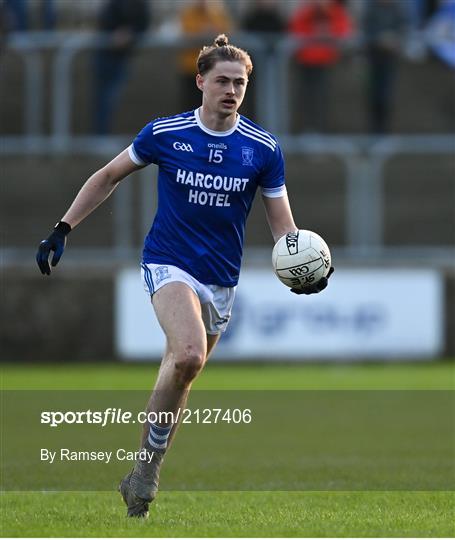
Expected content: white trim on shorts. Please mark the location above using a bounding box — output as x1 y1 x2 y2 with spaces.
140 262 236 335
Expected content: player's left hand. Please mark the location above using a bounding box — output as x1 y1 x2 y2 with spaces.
291 267 334 295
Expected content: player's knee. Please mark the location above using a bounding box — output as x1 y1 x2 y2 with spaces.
174 346 205 385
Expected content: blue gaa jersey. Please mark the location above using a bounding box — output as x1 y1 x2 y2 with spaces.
128 108 286 287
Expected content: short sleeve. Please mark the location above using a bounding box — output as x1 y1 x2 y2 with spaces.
259 143 286 198
128 122 159 166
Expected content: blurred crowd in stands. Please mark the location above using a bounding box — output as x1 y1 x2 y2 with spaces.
1 0 454 135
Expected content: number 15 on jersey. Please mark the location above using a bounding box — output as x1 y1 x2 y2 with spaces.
208 149 223 163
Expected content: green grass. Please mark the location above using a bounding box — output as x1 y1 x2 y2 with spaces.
2 361 454 390
2 491 454 537
1 362 454 537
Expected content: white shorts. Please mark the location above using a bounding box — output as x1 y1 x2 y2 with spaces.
141 262 236 335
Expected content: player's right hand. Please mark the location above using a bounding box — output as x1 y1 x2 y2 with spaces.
36 221 71 275
291 266 334 295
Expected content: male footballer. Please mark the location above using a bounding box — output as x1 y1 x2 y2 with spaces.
36 34 333 518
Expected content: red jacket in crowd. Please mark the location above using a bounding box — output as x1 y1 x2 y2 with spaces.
289 0 354 65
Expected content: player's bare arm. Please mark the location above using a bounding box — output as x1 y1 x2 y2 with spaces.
262 192 298 243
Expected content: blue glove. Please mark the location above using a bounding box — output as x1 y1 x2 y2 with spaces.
291 267 334 295
36 221 71 275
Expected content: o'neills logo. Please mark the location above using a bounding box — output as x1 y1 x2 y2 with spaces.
286 231 299 255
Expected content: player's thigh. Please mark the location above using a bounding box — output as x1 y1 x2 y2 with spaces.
152 281 207 356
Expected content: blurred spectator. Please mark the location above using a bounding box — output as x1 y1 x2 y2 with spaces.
242 0 286 41
364 0 409 134
4 0 28 31
426 0 455 69
425 0 455 128
350 0 438 30
423 0 442 22
0 1 7 54
3 0 55 31
406 0 428 28
178 0 233 113
289 0 354 132
40 0 56 30
241 0 286 120
92 0 150 135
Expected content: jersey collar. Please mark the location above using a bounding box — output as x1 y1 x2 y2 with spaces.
195 107 239 137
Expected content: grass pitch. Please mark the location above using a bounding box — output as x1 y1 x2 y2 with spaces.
1 361 454 537
3 490 454 537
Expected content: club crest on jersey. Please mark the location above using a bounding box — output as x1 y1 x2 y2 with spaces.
241 146 254 166
173 142 194 152
154 265 171 284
